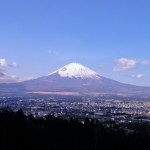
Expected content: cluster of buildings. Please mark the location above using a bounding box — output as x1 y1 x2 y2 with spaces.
0 95 150 123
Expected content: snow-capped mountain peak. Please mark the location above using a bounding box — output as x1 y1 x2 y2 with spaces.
50 62 101 79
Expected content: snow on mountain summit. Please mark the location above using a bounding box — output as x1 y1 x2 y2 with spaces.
50 62 101 79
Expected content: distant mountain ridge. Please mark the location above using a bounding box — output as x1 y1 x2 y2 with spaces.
0 62 150 97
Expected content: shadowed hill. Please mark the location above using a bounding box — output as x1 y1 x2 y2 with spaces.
0 108 150 150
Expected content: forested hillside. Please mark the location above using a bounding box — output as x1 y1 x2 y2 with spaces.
0 108 150 150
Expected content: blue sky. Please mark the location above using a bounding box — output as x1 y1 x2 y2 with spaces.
0 0 150 86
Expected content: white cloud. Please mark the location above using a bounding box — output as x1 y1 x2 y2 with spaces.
0 72 34 83
113 58 150 71
113 58 138 71
131 74 145 79
48 50 58 56
9 62 17 67
0 59 7 67
0 58 17 68
141 60 150 65
0 58 32 83
0 73 17 83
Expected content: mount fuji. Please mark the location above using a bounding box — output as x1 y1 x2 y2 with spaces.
0 62 150 97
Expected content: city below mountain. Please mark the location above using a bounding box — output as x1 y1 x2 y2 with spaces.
0 62 150 97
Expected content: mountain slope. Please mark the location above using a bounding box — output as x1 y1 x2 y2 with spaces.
0 62 150 97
